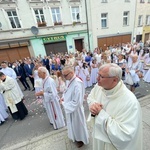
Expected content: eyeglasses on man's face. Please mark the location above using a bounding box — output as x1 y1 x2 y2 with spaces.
63 72 71 78
97 73 116 79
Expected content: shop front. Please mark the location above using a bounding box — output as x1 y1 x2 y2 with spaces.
42 35 67 55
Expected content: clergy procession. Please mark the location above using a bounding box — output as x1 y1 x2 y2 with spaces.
0 41 150 149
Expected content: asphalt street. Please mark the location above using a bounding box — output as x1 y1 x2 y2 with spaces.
0 78 150 150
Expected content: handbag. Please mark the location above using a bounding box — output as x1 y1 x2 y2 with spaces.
125 73 133 85
137 71 143 78
146 64 150 67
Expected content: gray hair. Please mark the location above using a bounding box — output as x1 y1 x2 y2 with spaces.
38 66 49 76
99 63 122 81
62 65 74 72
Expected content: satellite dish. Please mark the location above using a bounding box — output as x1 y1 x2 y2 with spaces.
31 26 39 35
0 22 2 28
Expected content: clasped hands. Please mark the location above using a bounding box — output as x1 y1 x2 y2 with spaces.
89 102 103 116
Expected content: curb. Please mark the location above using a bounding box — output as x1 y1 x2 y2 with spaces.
138 94 150 102
1 127 67 150
138 94 150 107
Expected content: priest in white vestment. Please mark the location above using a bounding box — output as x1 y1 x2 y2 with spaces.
60 65 89 148
87 63 143 150
0 72 28 120
35 67 65 130
0 61 24 99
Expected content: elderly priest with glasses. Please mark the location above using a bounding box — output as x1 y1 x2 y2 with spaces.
87 63 142 150
60 65 89 148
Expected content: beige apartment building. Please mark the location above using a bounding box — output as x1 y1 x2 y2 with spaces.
87 0 137 50
133 0 150 44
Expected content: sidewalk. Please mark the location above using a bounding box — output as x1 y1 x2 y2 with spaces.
1 125 93 150
1 95 150 150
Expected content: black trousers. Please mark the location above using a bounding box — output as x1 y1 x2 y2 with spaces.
29 77 34 88
19 77 30 89
8 101 28 120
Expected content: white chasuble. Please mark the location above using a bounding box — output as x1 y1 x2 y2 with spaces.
87 81 142 150
0 76 22 113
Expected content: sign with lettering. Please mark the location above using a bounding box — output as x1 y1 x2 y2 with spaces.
42 35 66 43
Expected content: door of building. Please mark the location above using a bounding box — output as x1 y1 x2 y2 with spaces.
145 33 150 43
97 34 131 50
0 46 30 63
136 35 142 42
75 39 83 52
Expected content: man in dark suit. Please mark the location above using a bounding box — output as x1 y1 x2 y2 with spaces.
18 59 27 78
24 59 35 91
42 56 50 73
13 62 30 91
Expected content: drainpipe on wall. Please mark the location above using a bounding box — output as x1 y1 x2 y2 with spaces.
132 0 137 43
85 0 91 52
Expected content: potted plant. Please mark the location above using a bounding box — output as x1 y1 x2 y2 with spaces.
37 21 46 27
54 22 62 26
72 21 76 26
72 21 80 26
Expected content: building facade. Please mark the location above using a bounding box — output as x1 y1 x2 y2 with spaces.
133 0 150 43
0 0 91 63
0 0 149 63
88 0 136 50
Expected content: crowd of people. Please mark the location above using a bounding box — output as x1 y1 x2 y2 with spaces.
0 41 149 149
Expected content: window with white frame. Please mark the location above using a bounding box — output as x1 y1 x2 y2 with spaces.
71 6 80 22
101 13 107 28
6 10 21 28
146 15 150 25
101 0 107 2
123 11 129 26
138 15 143 26
34 8 46 26
51 7 62 25
140 0 144 3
